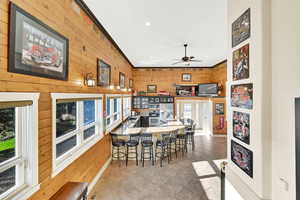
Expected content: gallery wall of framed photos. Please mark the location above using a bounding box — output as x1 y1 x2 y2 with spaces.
0 1 133 200
227 0 272 199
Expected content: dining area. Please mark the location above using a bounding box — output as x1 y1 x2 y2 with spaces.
110 119 196 167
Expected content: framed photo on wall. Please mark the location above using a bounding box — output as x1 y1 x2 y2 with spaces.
182 73 191 82
232 8 251 48
233 111 250 144
119 72 125 88
231 140 253 178
233 44 250 81
97 59 111 86
215 103 225 115
147 85 157 93
129 79 133 88
9 3 69 80
231 83 253 109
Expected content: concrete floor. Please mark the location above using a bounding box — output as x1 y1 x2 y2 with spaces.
89 135 227 200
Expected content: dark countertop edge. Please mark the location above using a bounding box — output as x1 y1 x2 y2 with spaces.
111 116 141 134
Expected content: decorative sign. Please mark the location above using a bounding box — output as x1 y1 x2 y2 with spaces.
233 44 249 81
231 83 253 109
119 72 125 88
147 85 157 93
231 140 253 178
233 111 250 144
97 59 111 87
232 8 251 48
215 103 225 115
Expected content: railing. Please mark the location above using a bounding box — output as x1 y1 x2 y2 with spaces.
220 161 228 200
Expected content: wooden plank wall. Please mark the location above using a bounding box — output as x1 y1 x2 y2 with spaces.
211 62 227 134
133 68 213 96
133 62 227 134
0 0 133 199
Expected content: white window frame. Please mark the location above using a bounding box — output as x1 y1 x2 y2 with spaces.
51 93 104 177
106 94 122 132
0 93 40 200
122 95 132 120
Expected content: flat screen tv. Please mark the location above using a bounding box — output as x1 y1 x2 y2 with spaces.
198 83 218 96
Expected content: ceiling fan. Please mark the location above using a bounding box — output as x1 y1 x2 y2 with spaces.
172 44 202 65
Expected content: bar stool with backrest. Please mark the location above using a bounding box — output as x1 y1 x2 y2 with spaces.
186 123 196 151
155 133 171 167
176 128 187 156
169 130 178 160
125 133 140 166
140 133 154 167
110 133 126 166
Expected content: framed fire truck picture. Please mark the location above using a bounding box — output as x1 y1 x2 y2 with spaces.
9 3 69 80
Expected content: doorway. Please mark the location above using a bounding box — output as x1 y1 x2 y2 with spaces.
176 100 213 135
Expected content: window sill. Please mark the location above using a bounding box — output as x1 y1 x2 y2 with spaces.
106 119 122 133
52 134 102 178
3 184 40 200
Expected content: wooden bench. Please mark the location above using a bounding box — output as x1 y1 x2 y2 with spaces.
50 182 88 200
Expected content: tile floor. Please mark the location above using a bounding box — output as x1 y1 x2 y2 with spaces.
89 135 227 200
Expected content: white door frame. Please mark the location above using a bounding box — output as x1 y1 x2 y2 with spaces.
175 99 213 135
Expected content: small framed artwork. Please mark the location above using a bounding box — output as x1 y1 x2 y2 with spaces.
233 44 249 81
231 140 253 178
231 83 253 109
97 59 111 86
233 111 250 144
182 73 191 82
119 72 125 88
129 79 133 88
9 3 69 80
147 85 157 93
232 8 251 48
215 103 225 115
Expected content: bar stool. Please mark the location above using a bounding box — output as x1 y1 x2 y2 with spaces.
169 130 178 160
186 124 196 151
125 133 140 166
140 133 154 167
176 131 187 157
155 133 171 167
110 133 126 166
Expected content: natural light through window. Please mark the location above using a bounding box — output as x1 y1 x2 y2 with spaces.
183 103 192 119
199 176 220 200
51 93 104 177
192 161 216 177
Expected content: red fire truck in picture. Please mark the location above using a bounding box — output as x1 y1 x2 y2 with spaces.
22 25 63 68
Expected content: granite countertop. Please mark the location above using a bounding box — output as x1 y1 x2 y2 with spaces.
112 116 141 135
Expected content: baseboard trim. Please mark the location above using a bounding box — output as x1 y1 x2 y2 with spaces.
226 167 271 200
88 157 112 195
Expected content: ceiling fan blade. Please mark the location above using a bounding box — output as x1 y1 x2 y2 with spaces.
172 58 182 61
172 61 184 65
190 59 203 62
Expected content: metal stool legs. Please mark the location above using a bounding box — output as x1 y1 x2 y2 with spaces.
126 145 138 166
141 145 154 167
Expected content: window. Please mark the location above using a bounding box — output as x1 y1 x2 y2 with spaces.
183 103 192 119
106 95 122 131
123 96 132 119
51 93 103 177
0 93 39 200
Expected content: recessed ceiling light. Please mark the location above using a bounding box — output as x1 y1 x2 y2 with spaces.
145 22 151 26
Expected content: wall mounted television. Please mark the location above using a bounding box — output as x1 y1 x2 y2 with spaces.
198 83 218 96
